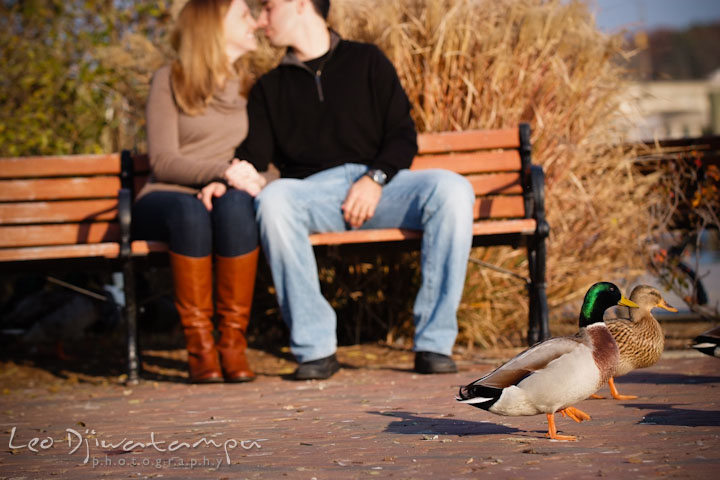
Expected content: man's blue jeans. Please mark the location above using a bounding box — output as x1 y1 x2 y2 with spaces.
255 163 474 363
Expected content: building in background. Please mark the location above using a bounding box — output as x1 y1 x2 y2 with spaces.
593 1 720 142
620 71 720 141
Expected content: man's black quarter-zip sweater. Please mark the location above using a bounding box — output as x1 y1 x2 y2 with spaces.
236 32 418 183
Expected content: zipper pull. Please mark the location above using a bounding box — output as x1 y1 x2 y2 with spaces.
315 69 324 102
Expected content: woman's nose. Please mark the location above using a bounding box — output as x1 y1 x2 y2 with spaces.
256 10 268 29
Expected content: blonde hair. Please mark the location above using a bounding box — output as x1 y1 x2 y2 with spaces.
171 0 237 115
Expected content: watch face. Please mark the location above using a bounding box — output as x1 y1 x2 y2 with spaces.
368 169 387 185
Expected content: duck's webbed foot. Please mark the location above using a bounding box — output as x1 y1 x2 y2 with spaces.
545 413 578 441
558 406 591 423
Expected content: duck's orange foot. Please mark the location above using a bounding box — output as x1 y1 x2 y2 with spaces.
609 377 639 400
545 431 578 441
559 406 591 423
612 393 639 400
545 413 578 441
589 393 605 399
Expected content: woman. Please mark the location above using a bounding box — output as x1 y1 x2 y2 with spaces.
133 0 267 383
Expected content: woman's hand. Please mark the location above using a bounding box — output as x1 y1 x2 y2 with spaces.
224 159 266 197
197 181 227 211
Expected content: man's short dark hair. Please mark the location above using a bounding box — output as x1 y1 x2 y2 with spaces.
310 0 329 19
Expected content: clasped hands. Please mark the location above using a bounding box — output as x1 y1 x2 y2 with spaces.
197 159 266 210
199 162 383 227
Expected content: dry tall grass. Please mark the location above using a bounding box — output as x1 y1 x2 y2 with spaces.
326 0 655 347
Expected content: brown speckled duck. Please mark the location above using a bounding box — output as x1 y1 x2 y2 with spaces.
597 285 677 400
457 282 638 441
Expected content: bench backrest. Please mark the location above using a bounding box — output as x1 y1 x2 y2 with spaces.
412 125 532 222
0 153 128 261
0 124 534 260
130 124 533 221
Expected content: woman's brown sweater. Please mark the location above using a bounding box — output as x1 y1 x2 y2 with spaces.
136 65 249 200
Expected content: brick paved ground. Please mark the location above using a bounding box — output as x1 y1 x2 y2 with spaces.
1 347 718 479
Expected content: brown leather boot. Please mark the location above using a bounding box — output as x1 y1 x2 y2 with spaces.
169 252 223 383
215 248 258 382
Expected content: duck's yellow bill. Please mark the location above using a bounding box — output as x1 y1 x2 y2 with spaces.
658 299 678 312
618 295 639 308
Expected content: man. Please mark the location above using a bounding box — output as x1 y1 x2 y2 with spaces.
233 0 474 380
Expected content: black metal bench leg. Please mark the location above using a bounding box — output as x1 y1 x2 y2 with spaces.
526 161 550 345
527 237 550 345
534 238 550 342
117 183 139 384
526 245 540 345
123 259 140 384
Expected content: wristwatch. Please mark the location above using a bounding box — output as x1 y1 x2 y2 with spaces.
365 168 387 186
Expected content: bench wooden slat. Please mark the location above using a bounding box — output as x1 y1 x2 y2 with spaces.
132 166 523 196
308 219 537 246
0 200 118 224
0 240 171 262
472 218 536 236
130 240 170 255
417 128 520 153
411 151 521 173
474 196 525 219
0 243 122 262
0 177 121 201
0 154 121 178
0 223 119 248
466 173 522 195
310 228 421 245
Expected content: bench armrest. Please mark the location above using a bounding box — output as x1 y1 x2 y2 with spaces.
530 165 550 238
118 187 132 259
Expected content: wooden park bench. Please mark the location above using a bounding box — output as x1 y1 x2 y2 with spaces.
0 123 549 383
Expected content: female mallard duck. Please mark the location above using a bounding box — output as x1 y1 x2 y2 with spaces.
597 285 677 400
456 282 638 441
692 325 720 358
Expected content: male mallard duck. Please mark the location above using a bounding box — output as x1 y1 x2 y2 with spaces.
596 285 677 400
456 282 638 441
692 325 720 358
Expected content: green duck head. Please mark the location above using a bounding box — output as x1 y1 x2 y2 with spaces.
579 282 639 328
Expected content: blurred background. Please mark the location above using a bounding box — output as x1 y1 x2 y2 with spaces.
594 0 720 140
592 0 719 330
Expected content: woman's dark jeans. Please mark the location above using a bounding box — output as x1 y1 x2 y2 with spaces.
132 189 258 257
